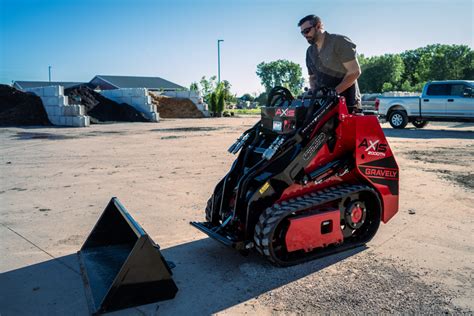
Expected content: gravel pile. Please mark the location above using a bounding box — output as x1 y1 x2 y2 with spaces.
0 85 51 126
65 86 150 123
149 92 203 118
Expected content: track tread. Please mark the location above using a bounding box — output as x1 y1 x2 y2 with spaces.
253 184 378 266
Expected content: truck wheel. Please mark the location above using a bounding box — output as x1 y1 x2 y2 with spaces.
388 110 408 129
412 120 429 128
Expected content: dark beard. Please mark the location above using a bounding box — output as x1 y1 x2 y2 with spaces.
306 32 318 45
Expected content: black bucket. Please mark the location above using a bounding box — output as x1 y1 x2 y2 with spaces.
78 197 178 314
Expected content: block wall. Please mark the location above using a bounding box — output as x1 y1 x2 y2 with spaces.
25 86 90 127
100 88 159 122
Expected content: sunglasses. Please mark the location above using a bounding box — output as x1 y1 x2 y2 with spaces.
300 26 314 35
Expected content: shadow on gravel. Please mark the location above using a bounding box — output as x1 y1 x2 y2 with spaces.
383 128 473 140
151 127 223 132
11 131 77 140
0 238 364 315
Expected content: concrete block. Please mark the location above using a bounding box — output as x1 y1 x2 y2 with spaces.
124 97 134 106
41 96 60 106
103 89 122 98
134 88 147 97
135 103 153 113
121 89 134 97
43 105 56 116
53 116 66 126
43 85 61 97
71 115 90 127
131 96 148 106
148 112 159 122
61 95 69 105
114 89 124 97
25 87 44 97
61 105 82 116
48 115 60 125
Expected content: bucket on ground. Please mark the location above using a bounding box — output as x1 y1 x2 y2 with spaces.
78 197 178 314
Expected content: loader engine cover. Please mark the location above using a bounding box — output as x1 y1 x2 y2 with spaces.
261 105 307 134
285 209 343 252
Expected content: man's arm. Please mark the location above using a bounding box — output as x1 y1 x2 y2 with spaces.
309 74 316 91
335 58 361 94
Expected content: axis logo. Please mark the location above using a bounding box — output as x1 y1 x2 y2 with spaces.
275 108 295 117
358 138 387 157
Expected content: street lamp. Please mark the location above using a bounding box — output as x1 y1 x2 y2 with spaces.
48 65 52 82
217 39 224 84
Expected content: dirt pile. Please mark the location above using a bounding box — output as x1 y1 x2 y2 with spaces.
65 86 150 123
149 92 204 118
0 85 51 126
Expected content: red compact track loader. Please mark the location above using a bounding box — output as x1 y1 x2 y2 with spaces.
191 87 399 266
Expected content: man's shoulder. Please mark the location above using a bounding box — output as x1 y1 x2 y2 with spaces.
326 32 353 42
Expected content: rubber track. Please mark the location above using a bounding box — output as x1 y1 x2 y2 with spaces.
254 183 377 266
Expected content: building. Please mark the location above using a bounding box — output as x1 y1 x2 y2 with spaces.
13 81 84 90
89 75 185 91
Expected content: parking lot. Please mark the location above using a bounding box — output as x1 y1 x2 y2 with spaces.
0 118 473 314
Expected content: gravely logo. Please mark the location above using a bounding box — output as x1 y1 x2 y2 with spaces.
358 138 388 157
361 167 398 179
303 132 326 160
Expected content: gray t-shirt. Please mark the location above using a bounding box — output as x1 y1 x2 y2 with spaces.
306 32 361 109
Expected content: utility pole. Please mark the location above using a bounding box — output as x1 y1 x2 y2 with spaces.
48 66 52 82
217 39 224 84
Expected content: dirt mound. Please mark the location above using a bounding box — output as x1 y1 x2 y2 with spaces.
65 86 150 123
0 85 51 126
149 92 203 118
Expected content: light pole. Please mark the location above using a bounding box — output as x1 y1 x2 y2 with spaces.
48 66 52 82
217 39 224 84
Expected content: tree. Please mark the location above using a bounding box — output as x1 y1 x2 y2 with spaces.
255 92 268 106
189 82 199 91
358 44 473 93
209 92 218 115
220 80 236 103
240 93 255 102
416 44 473 82
256 59 304 96
199 76 217 103
358 54 405 93
217 90 225 114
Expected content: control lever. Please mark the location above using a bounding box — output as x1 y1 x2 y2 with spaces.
262 136 286 160
228 133 250 154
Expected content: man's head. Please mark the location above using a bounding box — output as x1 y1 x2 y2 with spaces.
298 15 323 44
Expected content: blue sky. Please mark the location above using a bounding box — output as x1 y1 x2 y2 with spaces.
1 0 472 95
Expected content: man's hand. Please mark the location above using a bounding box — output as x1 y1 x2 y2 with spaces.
335 59 361 94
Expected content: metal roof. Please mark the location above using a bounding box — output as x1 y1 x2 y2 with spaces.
13 81 85 90
92 75 185 90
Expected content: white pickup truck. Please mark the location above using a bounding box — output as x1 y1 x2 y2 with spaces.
377 80 474 129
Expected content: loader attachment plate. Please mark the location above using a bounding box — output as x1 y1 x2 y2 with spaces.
78 197 178 314
190 221 245 250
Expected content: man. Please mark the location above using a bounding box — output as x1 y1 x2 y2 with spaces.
298 15 362 112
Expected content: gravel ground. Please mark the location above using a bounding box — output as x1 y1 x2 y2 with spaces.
0 119 472 315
